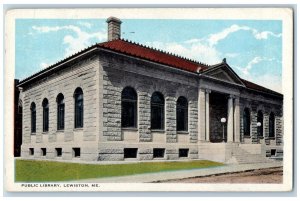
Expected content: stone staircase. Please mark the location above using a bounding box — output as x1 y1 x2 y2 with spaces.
230 144 271 164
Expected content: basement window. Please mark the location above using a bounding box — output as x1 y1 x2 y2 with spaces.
29 148 34 156
56 148 62 157
73 148 81 158
41 148 46 156
271 149 277 156
179 149 189 158
124 148 138 158
153 148 165 158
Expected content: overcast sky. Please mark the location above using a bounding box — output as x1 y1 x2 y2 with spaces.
15 18 282 92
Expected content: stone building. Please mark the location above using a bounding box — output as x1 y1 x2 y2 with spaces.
16 17 283 163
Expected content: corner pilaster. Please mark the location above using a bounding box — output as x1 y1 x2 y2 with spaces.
205 89 211 142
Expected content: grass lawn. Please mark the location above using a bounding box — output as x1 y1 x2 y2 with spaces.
15 159 223 182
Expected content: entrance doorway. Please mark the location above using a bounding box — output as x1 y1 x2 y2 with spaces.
209 92 228 143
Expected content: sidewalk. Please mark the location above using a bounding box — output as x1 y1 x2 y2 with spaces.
75 161 282 183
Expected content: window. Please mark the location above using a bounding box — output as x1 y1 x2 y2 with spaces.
243 108 251 136
153 148 165 158
72 148 80 158
271 149 276 156
179 149 189 158
55 148 62 157
151 92 164 130
121 87 137 128
29 148 34 156
269 112 275 138
74 88 84 128
176 96 188 131
57 93 65 130
257 110 264 137
30 102 36 133
41 148 46 156
124 148 138 158
42 98 49 132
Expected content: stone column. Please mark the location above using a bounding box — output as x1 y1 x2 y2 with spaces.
205 89 211 142
275 116 283 145
263 113 270 145
234 97 240 142
138 92 151 142
198 88 206 142
227 95 234 142
166 96 177 143
251 110 258 144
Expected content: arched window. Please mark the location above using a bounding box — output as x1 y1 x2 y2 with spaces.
269 112 275 138
57 93 65 130
243 108 251 136
74 88 84 128
42 98 49 132
151 92 164 130
30 102 36 133
257 110 263 137
176 96 188 131
121 87 137 128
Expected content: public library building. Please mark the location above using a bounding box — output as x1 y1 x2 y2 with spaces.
16 17 283 163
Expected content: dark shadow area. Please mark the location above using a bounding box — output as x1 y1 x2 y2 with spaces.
209 92 228 143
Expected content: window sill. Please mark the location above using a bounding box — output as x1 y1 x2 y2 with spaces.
268 137 276 140
258 136 264 139
151 129 165 133
42 132 48 135
122 127 138 131
243 136 251 138
73 128 83 131
56 130 64 133
177 131 189 134
31 133 36 135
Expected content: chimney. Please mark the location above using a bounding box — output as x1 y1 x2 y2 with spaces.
106 16 122 41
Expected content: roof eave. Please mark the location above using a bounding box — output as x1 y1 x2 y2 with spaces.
244 87 283 99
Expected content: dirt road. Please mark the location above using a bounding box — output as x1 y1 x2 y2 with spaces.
161 167 283 183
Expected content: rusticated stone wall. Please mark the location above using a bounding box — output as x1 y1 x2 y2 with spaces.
100 53 199 145
20 55 100 161
239 97 283 146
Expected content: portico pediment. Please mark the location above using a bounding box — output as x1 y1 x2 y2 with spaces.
202 61 245 86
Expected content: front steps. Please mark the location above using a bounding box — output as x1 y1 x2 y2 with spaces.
198 142 281 164
230 144 271 164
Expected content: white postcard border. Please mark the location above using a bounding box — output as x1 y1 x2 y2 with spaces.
4 7 294 192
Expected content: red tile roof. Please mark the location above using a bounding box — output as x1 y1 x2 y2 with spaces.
99 39 281 96
241 79 282 96
17 38 282 97
98 39 208 72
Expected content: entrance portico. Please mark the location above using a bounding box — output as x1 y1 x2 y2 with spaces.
197 81 242 163
198 89 240 144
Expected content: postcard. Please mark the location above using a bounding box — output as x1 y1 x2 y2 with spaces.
4 8 293 192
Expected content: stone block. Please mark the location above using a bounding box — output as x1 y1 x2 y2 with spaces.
99 148 124 154
98 154 124 161
166 154 179 160
139 154 153 160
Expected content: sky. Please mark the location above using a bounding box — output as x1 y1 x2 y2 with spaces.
15 19 282 92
